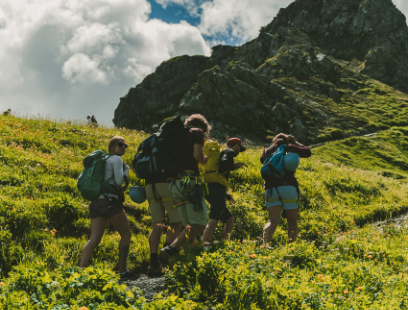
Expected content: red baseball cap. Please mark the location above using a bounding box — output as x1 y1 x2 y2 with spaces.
227 137 246 152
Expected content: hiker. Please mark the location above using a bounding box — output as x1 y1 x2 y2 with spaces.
160 114 210 257
86 115 92 126
3 109 11 116
79 136 139 281
144 162 183 277
260 133 311 244
91 115 98 127
201 137 246 243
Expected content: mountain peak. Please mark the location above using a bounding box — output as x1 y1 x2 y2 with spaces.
114 0 408 144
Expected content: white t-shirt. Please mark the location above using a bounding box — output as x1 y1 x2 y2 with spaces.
100 155 129 198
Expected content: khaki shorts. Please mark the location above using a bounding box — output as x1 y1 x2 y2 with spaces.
146 183 181 224
169 179 208 227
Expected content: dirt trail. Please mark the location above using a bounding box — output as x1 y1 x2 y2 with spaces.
124 275 165 302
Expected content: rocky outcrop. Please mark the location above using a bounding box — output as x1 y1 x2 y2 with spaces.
114 0 408 144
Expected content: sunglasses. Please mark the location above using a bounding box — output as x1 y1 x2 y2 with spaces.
117 142 128 149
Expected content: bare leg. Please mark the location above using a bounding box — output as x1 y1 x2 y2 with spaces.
165 221 183 245
285 209 298 243
108 211 132 273
79 217 108 267
223 216 234 240
149 222 165 254
202 219 219 243
263 205 282 244
171 224 205 251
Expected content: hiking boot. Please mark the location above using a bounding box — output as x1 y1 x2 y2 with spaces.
118 269 141 282
160 245 179 264
147 265 163 278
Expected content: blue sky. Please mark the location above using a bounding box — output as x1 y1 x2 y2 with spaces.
148 0 201 25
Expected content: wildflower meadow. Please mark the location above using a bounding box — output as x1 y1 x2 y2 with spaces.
1 115 408 309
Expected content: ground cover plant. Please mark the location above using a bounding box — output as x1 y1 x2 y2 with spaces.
1 115 408 309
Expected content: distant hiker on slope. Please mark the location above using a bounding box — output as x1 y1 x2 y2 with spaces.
201 137 246 243
260 133 311 244
160 114 210 258
3 109 11 116
91 115 98 127
79 136 139 281
86 115 92 126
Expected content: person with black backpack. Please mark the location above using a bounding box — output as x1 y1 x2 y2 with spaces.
201 137 246 243
79 136 139 281
160 114 210 257
260 133 311 245
91 115 98 127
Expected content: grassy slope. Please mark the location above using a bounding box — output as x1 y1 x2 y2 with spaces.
1 116 408 308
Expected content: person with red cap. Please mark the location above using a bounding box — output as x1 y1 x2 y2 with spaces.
202 137 246 243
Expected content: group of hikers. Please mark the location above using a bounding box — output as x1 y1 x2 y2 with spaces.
77 114 311 281
87 115 98 127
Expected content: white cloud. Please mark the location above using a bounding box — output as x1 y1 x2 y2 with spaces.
0 0 210 125
62 53 108 84
155 0 194 10
394 0 408 21
154 0 293 45
197 0 290 44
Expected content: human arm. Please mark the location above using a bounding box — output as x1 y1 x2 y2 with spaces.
260 145 277 164
286 144 312 158
193 144 208 165
111 156 128 186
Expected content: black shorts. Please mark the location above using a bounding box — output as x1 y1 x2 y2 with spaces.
89 197 124 219
206 183 232 223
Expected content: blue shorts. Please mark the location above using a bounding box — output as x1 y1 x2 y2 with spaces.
265 186 299 210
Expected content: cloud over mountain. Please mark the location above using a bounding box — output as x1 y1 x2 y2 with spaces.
0 0 210 125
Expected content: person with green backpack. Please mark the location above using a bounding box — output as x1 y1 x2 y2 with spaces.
78 136 140 281
201 137 246 243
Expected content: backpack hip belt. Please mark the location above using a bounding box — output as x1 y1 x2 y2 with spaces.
266 187 302 208
170 171 208 210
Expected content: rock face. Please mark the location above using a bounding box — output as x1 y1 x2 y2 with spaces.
114 0 408 144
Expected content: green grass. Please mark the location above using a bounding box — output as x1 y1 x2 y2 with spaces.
2 115 408 308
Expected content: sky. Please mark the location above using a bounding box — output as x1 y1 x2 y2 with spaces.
0 0 408 126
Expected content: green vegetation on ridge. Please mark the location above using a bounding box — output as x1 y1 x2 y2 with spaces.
1 116 408 308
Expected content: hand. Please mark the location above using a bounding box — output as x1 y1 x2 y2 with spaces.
225 193 236 204
201 155 208 166
234 162 246 170
288 135 296 144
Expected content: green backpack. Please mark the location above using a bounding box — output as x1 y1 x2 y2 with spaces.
77 150 112 201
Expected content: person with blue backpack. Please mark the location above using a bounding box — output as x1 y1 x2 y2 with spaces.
260 133 311 244
79 136 140 281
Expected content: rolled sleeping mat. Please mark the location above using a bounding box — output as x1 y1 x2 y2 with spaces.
283 153 300 172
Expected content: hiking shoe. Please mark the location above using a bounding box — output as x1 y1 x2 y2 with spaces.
118 269 141 282
147 265 163 278
160 245 179 264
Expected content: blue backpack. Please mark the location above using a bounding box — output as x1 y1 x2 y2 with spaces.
260 144 287 180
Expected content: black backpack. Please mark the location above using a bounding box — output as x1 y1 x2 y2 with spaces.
133 116 191 179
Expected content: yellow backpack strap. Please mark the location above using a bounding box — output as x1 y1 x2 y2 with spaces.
148 198 157 204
